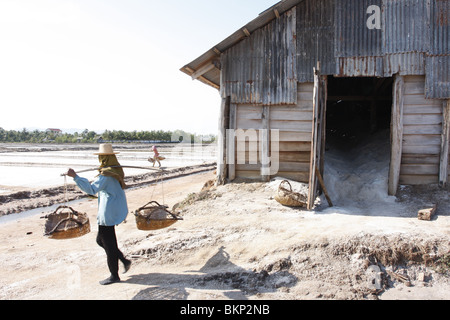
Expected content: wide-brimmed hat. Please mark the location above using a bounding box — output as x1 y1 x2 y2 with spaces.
94 143 120 155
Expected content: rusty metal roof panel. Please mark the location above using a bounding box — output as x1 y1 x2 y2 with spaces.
426 0 450 99
426 55 450 99
221 7 298 105
384 52 426 76
383 0 431 54
336 56 384 77
335 0 383 57
430 0 449 54
296 0 336 82
333 0 385 77
221 32 265 104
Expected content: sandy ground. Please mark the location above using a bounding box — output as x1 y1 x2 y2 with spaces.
0 165 449 301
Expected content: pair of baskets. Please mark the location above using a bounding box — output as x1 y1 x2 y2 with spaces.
43 200 182 240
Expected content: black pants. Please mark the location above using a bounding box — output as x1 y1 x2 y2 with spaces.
96 225 127 278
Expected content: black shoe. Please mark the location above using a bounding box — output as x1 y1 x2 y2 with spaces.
99 275 120 285
123 259 132 274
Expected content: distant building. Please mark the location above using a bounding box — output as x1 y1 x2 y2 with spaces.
46 128 62 135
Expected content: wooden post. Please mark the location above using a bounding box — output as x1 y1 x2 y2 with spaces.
319 76 328 178
315 166 333 207
217 96 230 185
439 100 450 187
307 65 321 210
228 103 237 181
388 75 404 196
261 105 270 182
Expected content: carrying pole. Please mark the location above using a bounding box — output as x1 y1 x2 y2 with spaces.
60 165 165 176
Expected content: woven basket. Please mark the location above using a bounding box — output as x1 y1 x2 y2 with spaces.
43 206 90 240
274 180 307 207
148 156 166 162
134 200 182 231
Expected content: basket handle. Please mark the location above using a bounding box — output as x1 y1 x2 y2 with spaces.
137 200 169 211
54 205 80 216
279 180 293 192
135 200 183 221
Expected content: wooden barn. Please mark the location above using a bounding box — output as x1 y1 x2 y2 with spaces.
181 0 449 208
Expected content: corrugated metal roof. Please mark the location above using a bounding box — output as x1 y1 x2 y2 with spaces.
426 55 450 98
181 0 449 99
427 0 450 98
431 0 449 54
221 7 297 105
383 0 431 54
335 0 383 57
384 52 426 75
337 56 384 77
297 0 336 82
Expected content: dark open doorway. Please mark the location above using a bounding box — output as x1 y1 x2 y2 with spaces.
323 76 394 205
326 76 393 150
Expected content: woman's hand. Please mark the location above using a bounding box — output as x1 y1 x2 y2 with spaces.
66 168 77 178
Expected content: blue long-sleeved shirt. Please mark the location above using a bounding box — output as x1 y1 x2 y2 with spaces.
74 175 128 226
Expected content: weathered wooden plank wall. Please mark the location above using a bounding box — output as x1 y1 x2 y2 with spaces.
234 83 314 182
400 75 444 185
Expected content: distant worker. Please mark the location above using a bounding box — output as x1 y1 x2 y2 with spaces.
148 145 165 167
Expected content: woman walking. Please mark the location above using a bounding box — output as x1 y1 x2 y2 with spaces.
66 144 131 285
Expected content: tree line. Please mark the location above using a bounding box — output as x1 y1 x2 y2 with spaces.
0 128 216 144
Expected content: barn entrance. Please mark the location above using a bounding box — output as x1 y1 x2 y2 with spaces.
323 76 394 206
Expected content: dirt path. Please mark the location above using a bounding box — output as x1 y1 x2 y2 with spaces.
0 171 449 301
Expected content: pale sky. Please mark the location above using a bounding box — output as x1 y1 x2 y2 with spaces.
0 0 278 135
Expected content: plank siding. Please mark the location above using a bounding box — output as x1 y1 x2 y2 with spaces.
229 75 445 186
399 76 443 185
234 83 314 182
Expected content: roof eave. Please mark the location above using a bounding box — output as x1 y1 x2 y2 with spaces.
180 0 304 90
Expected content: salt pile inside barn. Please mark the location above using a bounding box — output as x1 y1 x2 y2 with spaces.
323 129 397 207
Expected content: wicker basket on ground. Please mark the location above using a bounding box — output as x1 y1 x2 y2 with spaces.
274 180 307 208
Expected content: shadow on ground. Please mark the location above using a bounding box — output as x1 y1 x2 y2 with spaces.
126 246 297 300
